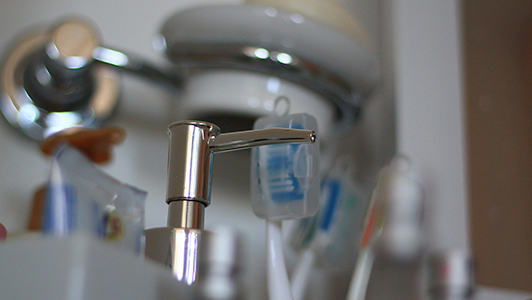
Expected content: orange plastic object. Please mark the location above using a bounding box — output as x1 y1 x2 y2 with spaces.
40 127 125 164
28 187 46 232
0 222 6 241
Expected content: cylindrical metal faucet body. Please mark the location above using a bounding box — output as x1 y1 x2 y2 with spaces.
166 121 220 206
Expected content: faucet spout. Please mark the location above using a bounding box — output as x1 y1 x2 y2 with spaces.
166 121 315 207
210 128 316 153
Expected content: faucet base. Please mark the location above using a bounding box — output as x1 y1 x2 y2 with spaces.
144 227 203 285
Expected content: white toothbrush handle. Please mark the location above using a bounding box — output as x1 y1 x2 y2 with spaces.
267 220 294 300
290 247 316 300
346 247 375 300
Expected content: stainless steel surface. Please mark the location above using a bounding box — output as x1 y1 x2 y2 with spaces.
145 227 174 266
0 20 120 140
210 127 316 153
168 201 205 229
428 251 475 300
169 228 202 286
159 4 380 129
92 46 182 89
166 121 220 206
165 43 360 129
144 227 203 286
46 20 98 69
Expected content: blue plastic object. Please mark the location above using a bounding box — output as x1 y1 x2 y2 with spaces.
251 113 319 220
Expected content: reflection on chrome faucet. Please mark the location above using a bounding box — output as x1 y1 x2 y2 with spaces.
0 17 181 141
144 120 316 285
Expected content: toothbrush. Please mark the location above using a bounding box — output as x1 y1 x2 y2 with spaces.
262 138 308 300
250 113 320 300
267 220 295 300
290 244 317 300
346 200 379 300
291 165 364 300
262 141 307 300
290 177 341 300
346 156 424 300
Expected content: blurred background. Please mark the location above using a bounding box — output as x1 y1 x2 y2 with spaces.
0 0 531 299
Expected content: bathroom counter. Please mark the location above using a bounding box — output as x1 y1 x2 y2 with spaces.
0 234 191 300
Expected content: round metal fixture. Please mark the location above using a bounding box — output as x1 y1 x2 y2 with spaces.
0 19 120 140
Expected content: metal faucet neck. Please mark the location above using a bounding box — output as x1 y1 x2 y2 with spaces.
167 201 205 229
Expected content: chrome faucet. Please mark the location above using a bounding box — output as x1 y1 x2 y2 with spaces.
144 120 315 285
0 18 181 140
1 10 372 141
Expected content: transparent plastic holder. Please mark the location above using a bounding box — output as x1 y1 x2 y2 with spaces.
43 144 147 254
251 113 319 220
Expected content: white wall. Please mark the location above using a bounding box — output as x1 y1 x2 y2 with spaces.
386 0 469 251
